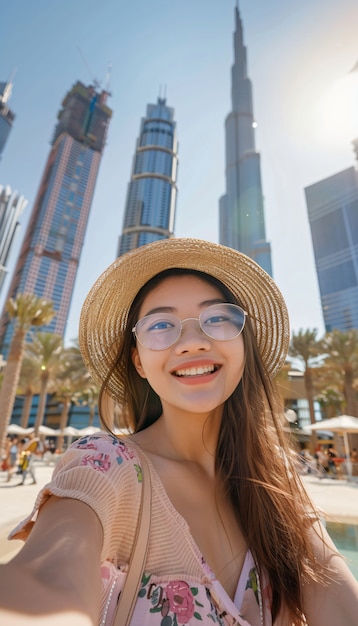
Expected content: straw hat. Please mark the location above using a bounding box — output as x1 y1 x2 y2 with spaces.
79 238 290 402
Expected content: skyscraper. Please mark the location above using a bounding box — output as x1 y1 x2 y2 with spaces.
305 145 358 332
0 81 112 354
219 5 272 275
0 80 15 161
118 97 178 256
0 185 27 293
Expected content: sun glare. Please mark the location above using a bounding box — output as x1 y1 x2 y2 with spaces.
314 73 358 146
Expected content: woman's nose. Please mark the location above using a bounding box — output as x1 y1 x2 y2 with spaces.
174 319 211 352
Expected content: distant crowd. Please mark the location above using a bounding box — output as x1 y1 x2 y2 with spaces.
1 433 62 486
297 441 358 478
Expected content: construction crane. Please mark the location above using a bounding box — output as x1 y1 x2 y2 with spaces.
76 46 112 95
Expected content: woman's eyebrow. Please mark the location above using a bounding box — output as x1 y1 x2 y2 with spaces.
143 299 226 317
200 298 226 307
143 306 176 316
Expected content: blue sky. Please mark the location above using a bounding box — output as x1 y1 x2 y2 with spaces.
1 0 358 344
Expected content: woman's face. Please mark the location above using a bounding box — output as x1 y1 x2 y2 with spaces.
131 274 245 417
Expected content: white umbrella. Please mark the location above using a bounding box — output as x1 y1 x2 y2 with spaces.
7 424 32 435
304 415 358 477
39 425 59 436
54 426 80 437
76 426 101 436
18 425 58 436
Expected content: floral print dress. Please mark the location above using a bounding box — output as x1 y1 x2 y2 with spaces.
9 433 272 626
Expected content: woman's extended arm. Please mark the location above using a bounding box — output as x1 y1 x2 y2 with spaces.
302 521 358 626
0 495 103 625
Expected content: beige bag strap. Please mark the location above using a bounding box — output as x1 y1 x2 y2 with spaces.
113 447 152 626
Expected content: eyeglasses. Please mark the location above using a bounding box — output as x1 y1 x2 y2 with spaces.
132 303 247 351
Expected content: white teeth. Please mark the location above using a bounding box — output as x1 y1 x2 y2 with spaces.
175 365 215 377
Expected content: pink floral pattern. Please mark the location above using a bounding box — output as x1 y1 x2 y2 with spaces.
129 569 269 625
63 435 271 625
73 435 140 478
82 452 111 472
164 581 195 623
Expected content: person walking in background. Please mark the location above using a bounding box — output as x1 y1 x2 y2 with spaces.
351 448 358 476
18 436 38 485
0 238 357 625
327 443 338 477
297 442 316 474
3 435 19 482
314 444 329 475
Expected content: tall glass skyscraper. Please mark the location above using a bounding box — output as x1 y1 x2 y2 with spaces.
0 185 27 294
0 81 15 161
118 97 178 256
0 81 112 354
305 151 358 332
219 6 272 275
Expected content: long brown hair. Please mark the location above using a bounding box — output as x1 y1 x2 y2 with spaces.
99 268 322 624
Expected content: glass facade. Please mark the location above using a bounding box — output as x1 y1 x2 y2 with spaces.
305 166 358 332
0 186 27 293
0 81 15 160
11 393 101 431
118 97 178 256
0 82 112 356
219 7 272 276
0 115 12 159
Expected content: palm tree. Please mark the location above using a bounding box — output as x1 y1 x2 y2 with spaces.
54 344 90 449
274 362 291 411
0 293 55 452
55 378 78 451
316 385 345 419
25 332 64 436
76 380 100 426
17 357 41 428
288 329 325 425
321 329 358 417
60 340 100 428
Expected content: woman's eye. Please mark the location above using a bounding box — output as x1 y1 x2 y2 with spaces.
205 315 227 325
149 320 174 331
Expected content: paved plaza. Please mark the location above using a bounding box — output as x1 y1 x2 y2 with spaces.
1 460 358 564
303 473 358 523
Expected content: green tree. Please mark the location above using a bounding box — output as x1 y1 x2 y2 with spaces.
63 340 100 428
316 385 345 419
25 332 63 436
288 329 324 425
76 380 99 427
0 294 55 451
54 344 90 449
17 357 41 428
320 329 358 417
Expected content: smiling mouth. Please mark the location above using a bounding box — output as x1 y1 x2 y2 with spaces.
174 364 218 377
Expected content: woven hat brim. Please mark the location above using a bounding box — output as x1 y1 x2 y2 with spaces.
79 238 290 403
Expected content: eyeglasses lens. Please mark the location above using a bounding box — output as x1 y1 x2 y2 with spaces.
134 303 246 351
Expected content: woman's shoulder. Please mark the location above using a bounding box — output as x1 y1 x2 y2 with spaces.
55 431 143 483
70 431 138 458
9 431 144 551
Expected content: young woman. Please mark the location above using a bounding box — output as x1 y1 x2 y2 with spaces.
0 238 357 625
